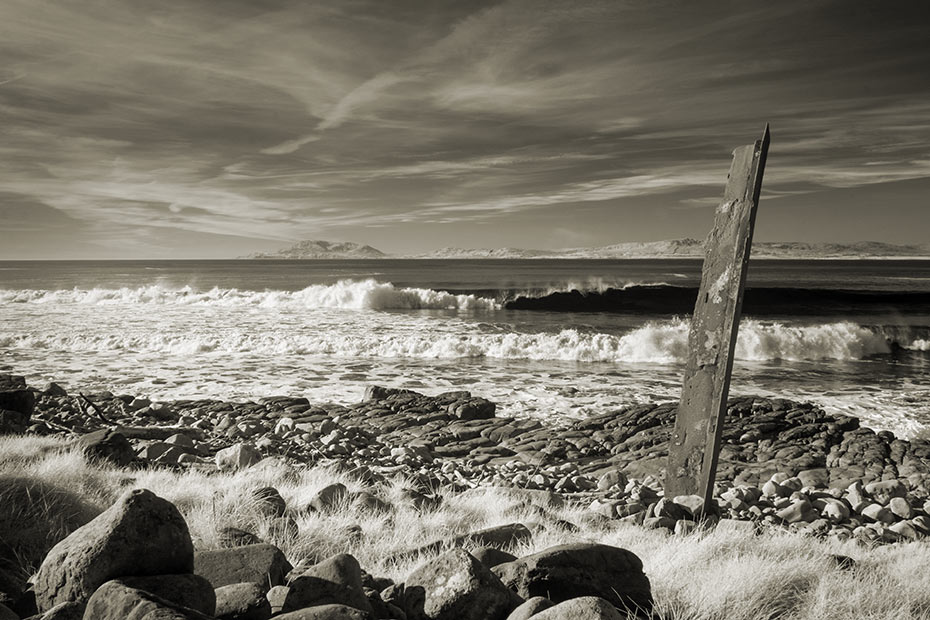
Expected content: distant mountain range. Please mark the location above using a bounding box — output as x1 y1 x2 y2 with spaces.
244 239 930 260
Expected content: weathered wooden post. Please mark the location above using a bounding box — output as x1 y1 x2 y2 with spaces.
665 125 770 504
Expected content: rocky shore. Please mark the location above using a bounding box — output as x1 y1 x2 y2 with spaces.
4 372 930 619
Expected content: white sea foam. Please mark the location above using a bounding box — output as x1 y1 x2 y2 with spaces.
2 318 919 363
0 279 500 311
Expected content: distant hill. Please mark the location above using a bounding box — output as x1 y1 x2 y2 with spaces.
245 240 385 259
244 239 930 260
412 239 930 259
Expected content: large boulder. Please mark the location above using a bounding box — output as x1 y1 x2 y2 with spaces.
214 582 272 620
194 544 291 593
33 489 193 611
531 596 626 619
272 554 371 614
492 543 652 618
404 548 520 620
83 579 212 620
119 574 216 616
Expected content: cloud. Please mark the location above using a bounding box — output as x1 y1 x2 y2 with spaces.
0 0 928 257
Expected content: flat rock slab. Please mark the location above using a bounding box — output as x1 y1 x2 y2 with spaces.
33 488 193 611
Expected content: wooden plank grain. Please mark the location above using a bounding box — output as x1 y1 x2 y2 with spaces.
665 125 771 503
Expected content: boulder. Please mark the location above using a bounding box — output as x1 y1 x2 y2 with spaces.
492 543 652 618
33 489 193 611
531 596 626 619
195 544 291 593
472 547 517 569
308 484 348 513
75 430 136 467
505 596 554 620
404 548 519 620
83 579 211 620
277 554 372 614
273 604 373 620
250 487 287 518
0 390 35 417
214 582 272 620
216 444 262 471
119 574 216 616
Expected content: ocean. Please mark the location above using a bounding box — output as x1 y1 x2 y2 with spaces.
1 259 929 437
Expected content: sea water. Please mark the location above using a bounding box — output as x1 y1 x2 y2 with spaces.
1 259 928 437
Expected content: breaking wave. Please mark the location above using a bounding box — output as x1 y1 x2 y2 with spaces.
506 284 930 316
0 279 500 311
3 319 926 363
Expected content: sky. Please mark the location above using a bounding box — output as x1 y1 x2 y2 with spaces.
1 0 929 258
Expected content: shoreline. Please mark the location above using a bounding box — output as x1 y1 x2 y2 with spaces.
4 372 930 542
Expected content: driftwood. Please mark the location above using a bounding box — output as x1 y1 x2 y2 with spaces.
665 125 770 503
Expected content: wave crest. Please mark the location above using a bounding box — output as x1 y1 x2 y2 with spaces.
0 279 500 311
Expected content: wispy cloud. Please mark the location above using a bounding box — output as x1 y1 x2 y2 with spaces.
0 0 928 257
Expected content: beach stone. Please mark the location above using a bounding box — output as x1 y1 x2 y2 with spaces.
280 554 372 614
672 494 719 519
817 498 851 522
216 443 262 471
33 488 193 611
860 503 895 524
531 596 626 620
84 579 212 620
889 521 919 540
273 604 373 620
309 483 348 513
864 480 906 504
505 596 554 620
797 468 830 489
214 582 272 620
404 548 518 620
42 382 68 396
776 500 817 524
888 497 913 519
76 429 135 466
596 470 627 491
492 543 651 617
119 574 216 616
195 544 291 593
